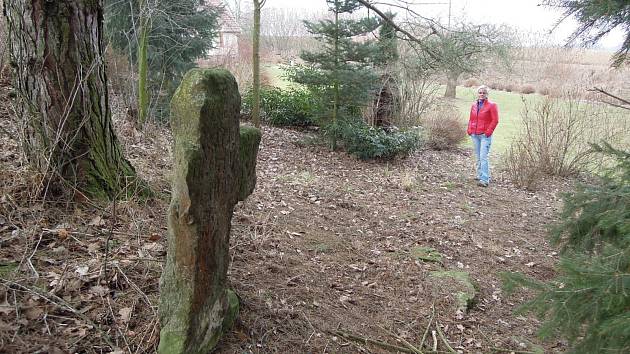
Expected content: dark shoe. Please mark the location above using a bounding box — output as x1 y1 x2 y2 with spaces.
478 181 488 187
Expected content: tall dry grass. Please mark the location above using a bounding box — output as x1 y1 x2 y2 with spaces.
503 89 630 189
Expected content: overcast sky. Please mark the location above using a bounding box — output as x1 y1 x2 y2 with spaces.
262 0 623 49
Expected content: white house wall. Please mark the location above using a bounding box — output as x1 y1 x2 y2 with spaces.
207 33 239 57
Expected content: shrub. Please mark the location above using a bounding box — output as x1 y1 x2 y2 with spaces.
502 142 544 190
421 105 467 150
202 52 273 94
339 120 422 160
489 82 504 91
503 91 629 182
502 143 630 353
537 86 551 96
520 84 536 94
391 43 444 128
463 78 480 88
504 83 514 92
242 87 319 127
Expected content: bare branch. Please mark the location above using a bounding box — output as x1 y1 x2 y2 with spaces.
589 87 630 111
355 0 440 61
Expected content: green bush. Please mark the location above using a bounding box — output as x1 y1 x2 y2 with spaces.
502 143 630 353
338 120 422 160
242 87 318 127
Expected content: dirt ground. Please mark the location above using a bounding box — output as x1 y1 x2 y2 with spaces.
0 80 573 353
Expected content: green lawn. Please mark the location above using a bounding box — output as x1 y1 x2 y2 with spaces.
263 64 295 90
453 86 544 154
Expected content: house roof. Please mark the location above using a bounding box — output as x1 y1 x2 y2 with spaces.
206 0 242 34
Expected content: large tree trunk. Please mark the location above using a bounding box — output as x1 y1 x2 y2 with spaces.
444 70 461 98
5 0 142 200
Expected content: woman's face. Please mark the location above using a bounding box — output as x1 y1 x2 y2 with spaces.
478 89 488 100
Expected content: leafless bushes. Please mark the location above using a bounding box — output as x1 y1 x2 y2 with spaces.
394 76 441 128
503 91 629 189
197 50 272 95
519 84 535 94
392 47 442 128
537 86 551 96
421 105 467 150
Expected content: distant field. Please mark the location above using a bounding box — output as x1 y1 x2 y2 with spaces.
263 64 629 155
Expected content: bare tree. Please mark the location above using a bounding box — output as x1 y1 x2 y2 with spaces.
430 22 513 98
251 0 266 128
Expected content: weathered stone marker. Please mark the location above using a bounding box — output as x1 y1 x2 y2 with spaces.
158 68 261 354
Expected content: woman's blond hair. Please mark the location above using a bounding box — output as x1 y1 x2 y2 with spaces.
477 85 489 94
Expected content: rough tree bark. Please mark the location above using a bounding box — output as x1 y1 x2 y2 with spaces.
373 73 399 130
158 68 260 353
4 0 142 199
137 1 150 125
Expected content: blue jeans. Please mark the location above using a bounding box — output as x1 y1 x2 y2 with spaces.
470 134 492 183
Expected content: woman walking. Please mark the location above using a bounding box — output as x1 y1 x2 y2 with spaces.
467 85 499 187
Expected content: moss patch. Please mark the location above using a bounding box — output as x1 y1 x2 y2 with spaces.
411 247 443 263
0 262 18 278
429 270 478 312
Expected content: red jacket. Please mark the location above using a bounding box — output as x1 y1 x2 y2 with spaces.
467 99 499 137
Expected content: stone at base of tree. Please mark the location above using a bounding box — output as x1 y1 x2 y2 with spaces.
429 270 478 312
238 125 262 201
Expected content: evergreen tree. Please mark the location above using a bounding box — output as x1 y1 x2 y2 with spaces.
104 0 219 119
502 143 630 353
375 12 398 65
288 0 381 149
